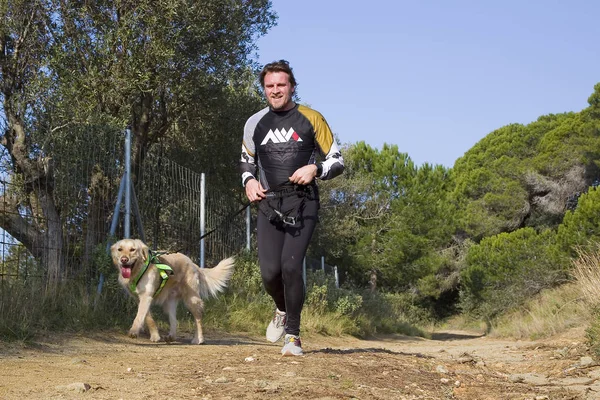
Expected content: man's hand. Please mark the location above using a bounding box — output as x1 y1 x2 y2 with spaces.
289 164 318 185
245 179 267 202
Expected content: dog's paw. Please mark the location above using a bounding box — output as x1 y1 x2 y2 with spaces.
128 330 139 339
191 337 205 345
150 334 161 342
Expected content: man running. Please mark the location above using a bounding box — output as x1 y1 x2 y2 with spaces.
240 60 344 356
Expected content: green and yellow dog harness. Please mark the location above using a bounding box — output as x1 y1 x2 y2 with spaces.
129 251 174 297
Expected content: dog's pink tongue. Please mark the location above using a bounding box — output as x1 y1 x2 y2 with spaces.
121 267 131 278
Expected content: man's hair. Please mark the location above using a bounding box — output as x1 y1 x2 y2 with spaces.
259 59 297 88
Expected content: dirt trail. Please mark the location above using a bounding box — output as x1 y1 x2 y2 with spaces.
0 327 599 399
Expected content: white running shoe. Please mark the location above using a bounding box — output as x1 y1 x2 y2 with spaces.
281 334 303 356
266 309 286 343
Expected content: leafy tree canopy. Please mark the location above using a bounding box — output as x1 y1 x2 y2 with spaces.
452 95 600 241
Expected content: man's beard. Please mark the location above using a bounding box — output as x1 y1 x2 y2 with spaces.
268 96 292 111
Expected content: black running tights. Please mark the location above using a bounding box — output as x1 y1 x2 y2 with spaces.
257 197 318 337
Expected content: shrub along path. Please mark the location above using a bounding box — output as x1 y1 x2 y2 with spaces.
0 327 596 399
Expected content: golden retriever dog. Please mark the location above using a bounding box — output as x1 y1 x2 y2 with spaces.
111 238 234 344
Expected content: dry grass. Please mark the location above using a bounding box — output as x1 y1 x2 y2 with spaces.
449 246 600 340
490 283 590 340
572 245 600 307
571 245 600 356
301 307 359 337
438 314 488 335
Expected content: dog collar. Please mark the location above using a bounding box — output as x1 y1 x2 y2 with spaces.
129 251 174 297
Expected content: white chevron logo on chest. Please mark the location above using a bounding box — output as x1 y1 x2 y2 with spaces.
261 128 303 145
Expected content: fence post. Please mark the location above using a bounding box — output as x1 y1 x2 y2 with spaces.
96 176 126 299
321 256 325 272
200 172 206 268
334 266 339 288
124 128 132 238
97 128 130 301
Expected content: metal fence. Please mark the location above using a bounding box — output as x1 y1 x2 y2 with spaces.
0 129 247 285
127 133 248 266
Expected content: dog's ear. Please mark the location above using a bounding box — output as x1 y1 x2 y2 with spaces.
110 241 120 262
135 239 149 262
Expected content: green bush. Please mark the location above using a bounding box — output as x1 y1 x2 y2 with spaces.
305 269 363 317
558 187 600 256
460 228 569 323
334 292 363 316
356 290 428 337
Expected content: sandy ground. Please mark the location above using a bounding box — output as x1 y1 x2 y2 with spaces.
1 327 599 400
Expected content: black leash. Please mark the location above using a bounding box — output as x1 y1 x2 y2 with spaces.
198 182 315 240
199 201 251 240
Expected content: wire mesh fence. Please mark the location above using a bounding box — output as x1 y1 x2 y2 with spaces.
0 129 247 286
136 149 247 266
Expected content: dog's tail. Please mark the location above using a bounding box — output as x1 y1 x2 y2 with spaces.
199 256 235 298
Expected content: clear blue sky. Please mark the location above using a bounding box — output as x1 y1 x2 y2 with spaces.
256 0 600 167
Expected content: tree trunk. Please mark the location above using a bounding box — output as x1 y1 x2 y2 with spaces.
41 190 64 290
1 101 65 290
